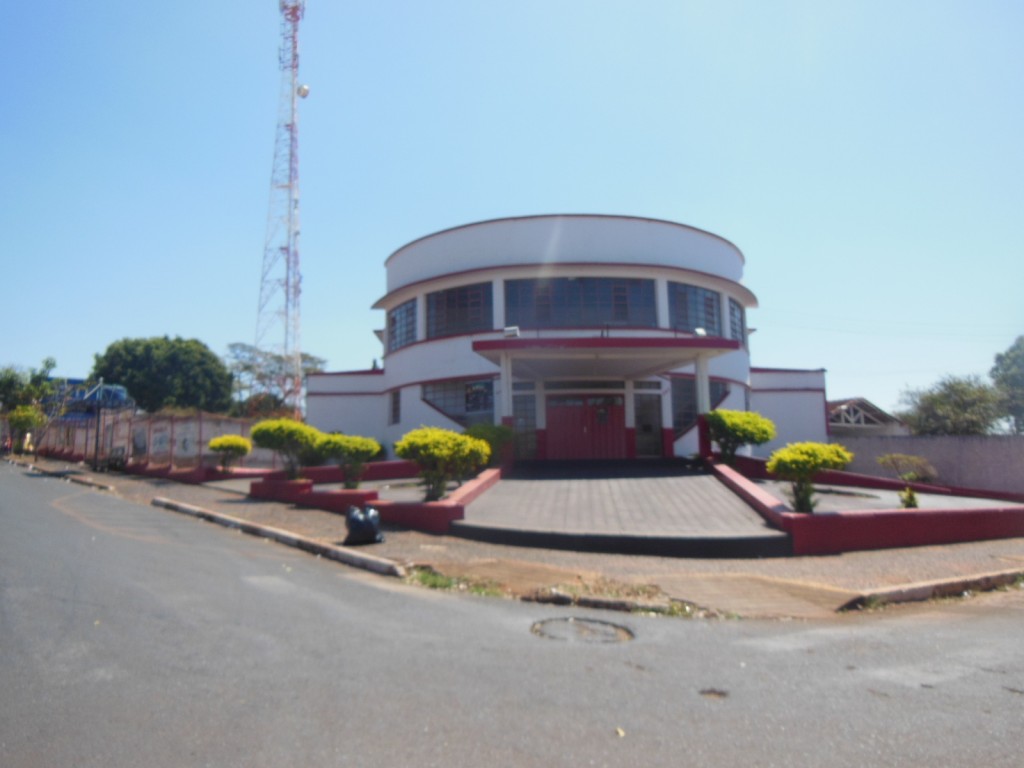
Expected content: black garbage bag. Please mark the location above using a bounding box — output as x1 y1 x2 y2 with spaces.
344 505 384 546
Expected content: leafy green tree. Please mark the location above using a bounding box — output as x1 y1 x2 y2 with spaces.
92 337 232 414
898 375 1003 436
705 409 776 466
208 435 252 471
250 419 323 479
767 442 853 513
991 336 1024 435
395 427 491 501
7 404 45 454
318 433 382 488
0 357 58 412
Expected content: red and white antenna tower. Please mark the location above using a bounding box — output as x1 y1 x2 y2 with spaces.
256 0 308 415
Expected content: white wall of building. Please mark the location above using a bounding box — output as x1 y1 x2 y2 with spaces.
749 368 828 456
384 215 746 294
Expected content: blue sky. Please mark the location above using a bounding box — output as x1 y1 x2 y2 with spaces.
2 0 1021 413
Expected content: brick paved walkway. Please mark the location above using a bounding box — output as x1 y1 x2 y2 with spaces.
465 472 776 535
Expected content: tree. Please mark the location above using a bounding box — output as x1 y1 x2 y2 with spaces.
7 404 45 453
92 337 232 414
991 336 1024 435
225 343 326 412
766 442 853 513
898 375 1004 436
705 409 776 466
0 357 57 413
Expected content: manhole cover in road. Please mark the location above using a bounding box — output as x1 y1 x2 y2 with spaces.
531 617 634 643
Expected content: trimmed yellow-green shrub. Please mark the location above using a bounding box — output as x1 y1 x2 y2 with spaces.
705 409 776 465
250 418 323 479
318 433 382 489
465 423 515 467
767 442 853 513
394 426 491 501
208 434 252 470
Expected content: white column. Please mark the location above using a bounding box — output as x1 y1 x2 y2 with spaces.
416 294 427 342
656 279 670 329
695 355 711 413
499 352 513 423
492 278 505 330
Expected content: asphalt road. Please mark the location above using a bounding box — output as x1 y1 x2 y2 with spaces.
2 463 1022 767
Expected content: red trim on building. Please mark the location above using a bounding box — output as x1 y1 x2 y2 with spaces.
308 368 385 377
750 367 827 374
375 261 758 309
750 388 827 394
473 337 741 353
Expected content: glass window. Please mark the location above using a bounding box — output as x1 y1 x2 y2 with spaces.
670 378 729 436
668 283 721 335
426 283 493 338
729 298 745 343
505 277 657 329
389 390 401 425
387 299 417 352
422 379 494 427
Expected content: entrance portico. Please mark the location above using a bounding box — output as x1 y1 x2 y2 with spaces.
473 336 740 460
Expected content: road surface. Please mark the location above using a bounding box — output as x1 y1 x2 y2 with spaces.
2 463 1021 766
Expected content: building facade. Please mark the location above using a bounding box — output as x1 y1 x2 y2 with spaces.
308 215 826 459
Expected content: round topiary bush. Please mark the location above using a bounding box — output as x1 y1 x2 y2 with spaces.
394 426 491 501
250 418 323 479
318 433 382 489
705 409 776 465
766 442 853 513
208 434 252 470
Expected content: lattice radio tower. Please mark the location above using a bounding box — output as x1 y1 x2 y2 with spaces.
256 0 308 415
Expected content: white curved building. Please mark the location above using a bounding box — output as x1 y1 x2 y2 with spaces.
308 214 826 459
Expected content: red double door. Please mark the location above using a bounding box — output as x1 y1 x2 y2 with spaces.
545 395 627 460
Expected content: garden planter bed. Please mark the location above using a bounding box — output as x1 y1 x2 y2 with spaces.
713 462 1024 555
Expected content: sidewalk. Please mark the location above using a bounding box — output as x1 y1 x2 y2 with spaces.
11 456 1024 620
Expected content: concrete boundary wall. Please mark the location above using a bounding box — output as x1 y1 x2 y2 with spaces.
38 411 277 470
836 435 1024 495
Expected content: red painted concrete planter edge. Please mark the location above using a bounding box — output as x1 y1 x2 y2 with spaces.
712 461 1024 555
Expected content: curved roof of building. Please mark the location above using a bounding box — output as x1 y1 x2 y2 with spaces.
383 214 748 294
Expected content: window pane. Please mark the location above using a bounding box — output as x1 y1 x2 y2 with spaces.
668 283 721 335
729 298 745 343
422 379 494 427
505 277 656 329
387 299 417 352
670 378 729 436
426 283 493 338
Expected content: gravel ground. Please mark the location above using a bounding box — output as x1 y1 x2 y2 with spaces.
14 457 1024 616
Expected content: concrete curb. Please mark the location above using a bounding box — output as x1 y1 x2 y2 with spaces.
840 568 1024 611
151 497 407 579
6 459 116 492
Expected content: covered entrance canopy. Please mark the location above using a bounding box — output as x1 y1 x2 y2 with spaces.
473 336 740 459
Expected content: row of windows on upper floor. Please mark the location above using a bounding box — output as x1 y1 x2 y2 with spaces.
387 277 746 353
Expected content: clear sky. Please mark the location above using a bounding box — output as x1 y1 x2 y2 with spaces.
3 0 1021 413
